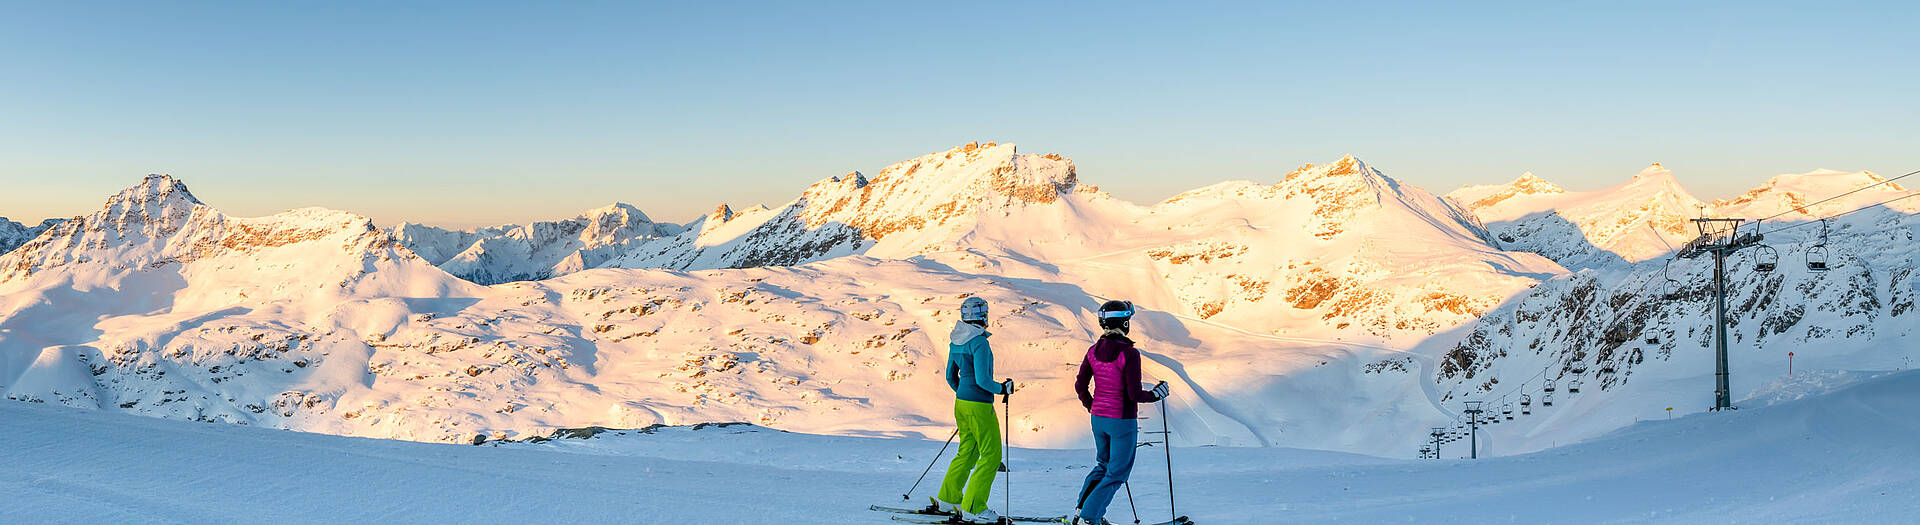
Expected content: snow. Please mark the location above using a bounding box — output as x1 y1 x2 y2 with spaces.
3 368 1914 523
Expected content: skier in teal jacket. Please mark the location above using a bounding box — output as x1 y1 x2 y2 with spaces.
932 296 1015 524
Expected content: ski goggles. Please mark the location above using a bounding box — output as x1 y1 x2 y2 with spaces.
1099 304 1134 318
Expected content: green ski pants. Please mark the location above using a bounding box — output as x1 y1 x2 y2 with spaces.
936 399 1001 514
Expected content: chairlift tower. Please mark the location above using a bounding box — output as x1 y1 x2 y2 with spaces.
1463 401 1484 459
1676 218 1764 411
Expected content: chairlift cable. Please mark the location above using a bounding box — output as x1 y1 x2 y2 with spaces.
1760 190 1920 236
1758 168 1920 222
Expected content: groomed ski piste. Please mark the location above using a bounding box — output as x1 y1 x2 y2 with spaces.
3 369 1913 524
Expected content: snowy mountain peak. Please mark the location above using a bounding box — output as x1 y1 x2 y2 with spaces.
0 174 446 296
1631 162 1679 184
833 171 869 189
1715 168 1915 219
1509 172 1564 194
120 173 202 204
1282 155 1376 183
843 141 1077 206
1271 155 1405 224
95 174 206 230
1453 172 1569 210
796 141 1076 234
1617 163 1697 203
585 202 651 223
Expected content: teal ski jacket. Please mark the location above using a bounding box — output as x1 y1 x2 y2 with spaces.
946 321 1006 403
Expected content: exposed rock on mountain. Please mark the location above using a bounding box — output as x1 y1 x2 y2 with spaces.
0 217 64 256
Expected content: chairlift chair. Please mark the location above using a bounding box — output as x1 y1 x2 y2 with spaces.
1542 393 1554 406
1520 394 1533 414
1569 379 1583 393
1807 246 1831 271
1504 403 1514 420
1755 244 1779 272
1570 362 1588 375
1662 258 1685 300
1544 379 1557 393
1807 219 1833 271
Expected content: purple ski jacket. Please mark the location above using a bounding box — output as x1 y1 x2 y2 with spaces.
1075 334 1161 419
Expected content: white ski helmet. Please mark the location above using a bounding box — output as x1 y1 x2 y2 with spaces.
959 296 989 321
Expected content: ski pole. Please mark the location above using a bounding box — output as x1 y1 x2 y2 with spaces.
904 429 959 501
1160 388 1176 521
1003 388 1012 520
1124 482 1140 524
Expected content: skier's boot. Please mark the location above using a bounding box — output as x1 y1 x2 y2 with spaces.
927 497 959 516
961 507 1002 524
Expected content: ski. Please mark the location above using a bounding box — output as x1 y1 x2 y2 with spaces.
870 502 1058 523
871 504 947 516
1143 517 1194 525
888 515 954 524
888 516 1062 525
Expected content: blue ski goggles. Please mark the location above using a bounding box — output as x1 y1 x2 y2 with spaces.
1099 305 1134 318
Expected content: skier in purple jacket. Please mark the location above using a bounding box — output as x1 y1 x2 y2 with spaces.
1066 300 1170 525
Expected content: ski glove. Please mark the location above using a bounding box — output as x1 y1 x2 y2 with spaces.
1150 381 1170 401
1001 379 1016 396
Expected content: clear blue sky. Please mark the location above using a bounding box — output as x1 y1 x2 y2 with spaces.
2 2 1914 228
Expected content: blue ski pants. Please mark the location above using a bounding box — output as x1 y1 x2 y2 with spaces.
1075 415 1138 521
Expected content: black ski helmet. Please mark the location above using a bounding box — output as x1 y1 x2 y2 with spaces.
1098 300 1134 332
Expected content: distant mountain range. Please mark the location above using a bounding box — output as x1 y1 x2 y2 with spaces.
2 142 1913 458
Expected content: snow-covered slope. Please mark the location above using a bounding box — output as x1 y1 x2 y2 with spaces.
0 217 64 256
1451 164 1706 270
4 368 1915 523
394 203 683 285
